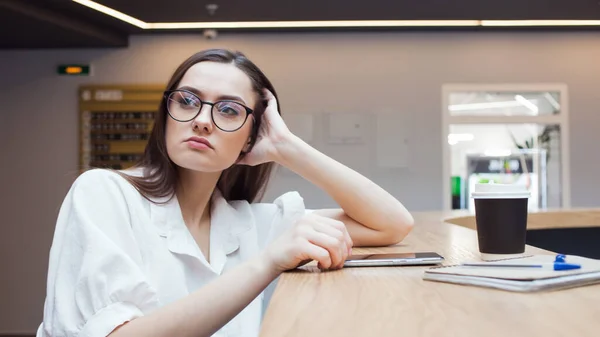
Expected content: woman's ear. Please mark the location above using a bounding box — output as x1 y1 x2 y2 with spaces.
235 138 252 164
242 137 252 153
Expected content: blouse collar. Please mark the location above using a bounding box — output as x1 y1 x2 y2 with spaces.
150 189 252 275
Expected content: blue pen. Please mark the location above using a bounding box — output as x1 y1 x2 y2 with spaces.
460 262 581 271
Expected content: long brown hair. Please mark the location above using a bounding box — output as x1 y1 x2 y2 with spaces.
118 49 279 203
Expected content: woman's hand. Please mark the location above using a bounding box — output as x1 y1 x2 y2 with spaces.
237 89 294 166
264 213 354 273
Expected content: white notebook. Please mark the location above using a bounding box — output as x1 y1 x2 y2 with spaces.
423 254 600 292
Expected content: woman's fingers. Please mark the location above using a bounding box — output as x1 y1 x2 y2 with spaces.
262 89 279 118
286 213 354 271
300 240 332 270
302 225 346 270
311 222 349 269
314 217 353 258
323 217 353 249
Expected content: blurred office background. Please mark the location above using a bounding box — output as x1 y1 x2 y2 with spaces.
2 0 600 334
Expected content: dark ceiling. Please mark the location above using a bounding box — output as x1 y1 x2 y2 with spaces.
1 0 600 49
101 0 600 22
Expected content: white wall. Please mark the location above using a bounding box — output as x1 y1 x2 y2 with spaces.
2 31 600 333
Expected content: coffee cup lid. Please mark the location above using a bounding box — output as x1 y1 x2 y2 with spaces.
471 183 530 199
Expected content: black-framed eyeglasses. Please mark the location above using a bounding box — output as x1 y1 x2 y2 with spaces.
164 89 254 132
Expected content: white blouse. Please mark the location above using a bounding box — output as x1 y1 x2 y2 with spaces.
36 168 307 337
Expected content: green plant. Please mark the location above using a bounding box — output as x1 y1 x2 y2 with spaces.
508 125 560 160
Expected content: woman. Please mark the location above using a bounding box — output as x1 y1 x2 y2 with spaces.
37 49 414 337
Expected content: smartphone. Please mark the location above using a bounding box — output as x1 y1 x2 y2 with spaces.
343 252 444 267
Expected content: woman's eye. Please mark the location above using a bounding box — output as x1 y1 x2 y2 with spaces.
180 96 199 106
221 107 239 115
216 102 243 116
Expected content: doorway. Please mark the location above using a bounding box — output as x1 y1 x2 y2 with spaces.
442 84 570 211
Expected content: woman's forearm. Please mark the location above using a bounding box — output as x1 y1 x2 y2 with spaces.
110 253 279 337
275 135 414 244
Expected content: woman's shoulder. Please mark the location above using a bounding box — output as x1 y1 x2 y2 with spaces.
70 168 144 201
218 191 304 211
210 191 305 225
256 191 304 208
245 191 306 221
74 168 133 187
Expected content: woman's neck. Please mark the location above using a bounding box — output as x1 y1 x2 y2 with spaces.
176 168 221 229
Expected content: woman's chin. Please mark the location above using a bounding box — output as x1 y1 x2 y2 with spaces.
173 158 231 174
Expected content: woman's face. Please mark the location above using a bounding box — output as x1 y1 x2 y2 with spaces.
165 61 256 173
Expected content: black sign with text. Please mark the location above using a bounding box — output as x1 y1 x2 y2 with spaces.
468 156 534 174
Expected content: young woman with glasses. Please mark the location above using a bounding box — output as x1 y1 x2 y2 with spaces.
37 49 414 337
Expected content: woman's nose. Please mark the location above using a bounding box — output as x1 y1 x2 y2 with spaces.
191 104 213 132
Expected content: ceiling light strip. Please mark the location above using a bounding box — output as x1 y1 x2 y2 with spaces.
481 20 600 27
72 0 148 28
149 20 481 29
71 1 600 29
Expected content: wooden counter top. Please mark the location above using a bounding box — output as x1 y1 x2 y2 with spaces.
260 210 600 337
445 208 600 230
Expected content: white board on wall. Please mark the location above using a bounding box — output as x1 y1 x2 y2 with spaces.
327 113 368 144
376 113 409 168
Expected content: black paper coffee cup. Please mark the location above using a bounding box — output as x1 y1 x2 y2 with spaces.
471 183 530 261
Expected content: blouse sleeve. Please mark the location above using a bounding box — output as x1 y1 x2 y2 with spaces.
39 170 160 337
252 191 307 250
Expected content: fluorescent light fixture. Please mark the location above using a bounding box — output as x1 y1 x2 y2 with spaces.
514 95 539 114
484 149 512 157
448 133 474 144
72 1 600 30
543 92 561 110
448 101 523 111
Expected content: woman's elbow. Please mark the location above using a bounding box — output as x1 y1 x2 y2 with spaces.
386 213 415 245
